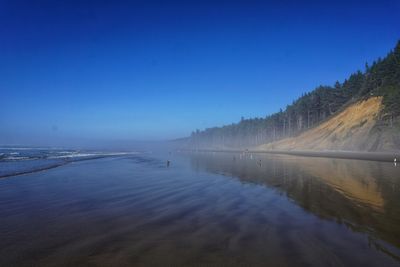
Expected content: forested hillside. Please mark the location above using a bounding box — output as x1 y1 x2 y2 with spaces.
187 41 400 150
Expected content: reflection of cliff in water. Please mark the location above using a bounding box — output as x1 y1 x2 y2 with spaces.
188 152 400 259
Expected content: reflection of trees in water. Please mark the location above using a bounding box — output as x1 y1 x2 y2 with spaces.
188 152 400 259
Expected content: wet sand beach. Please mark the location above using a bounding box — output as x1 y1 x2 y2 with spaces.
1 151 399 266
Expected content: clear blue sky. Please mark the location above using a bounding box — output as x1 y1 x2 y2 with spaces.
1 0 399 146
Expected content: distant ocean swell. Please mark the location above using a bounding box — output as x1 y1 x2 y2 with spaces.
0 148 135 178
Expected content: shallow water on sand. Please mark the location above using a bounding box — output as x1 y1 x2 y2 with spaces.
0 152 399 266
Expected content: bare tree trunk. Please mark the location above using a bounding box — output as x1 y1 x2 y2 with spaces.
390 114 393 127
283 119 286 137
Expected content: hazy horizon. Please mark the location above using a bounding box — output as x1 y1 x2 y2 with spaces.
1 2 400 266
1 0 399 147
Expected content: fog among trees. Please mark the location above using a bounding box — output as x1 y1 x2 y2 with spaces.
188 41 400 149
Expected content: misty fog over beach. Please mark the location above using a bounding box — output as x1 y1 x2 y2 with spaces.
1 0 399 266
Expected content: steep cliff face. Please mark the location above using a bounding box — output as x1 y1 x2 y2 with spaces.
258 97 400 152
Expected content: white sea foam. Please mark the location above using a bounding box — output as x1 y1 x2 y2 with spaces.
48 152 136 159
3 156 30 160
0 147 49 150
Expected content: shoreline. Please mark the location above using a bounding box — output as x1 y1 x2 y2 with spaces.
179 149 399 163
0 162 68 179
0 155 121 179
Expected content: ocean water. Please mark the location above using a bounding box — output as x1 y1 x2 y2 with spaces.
0 149 399 266
0 148 131 178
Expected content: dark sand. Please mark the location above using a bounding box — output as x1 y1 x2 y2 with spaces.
1 153 400 266
182 149 400 163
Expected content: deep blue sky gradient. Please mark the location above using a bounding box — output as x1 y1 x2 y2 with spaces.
1 0 399 146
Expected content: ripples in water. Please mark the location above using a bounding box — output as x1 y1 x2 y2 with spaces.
0 152 399 266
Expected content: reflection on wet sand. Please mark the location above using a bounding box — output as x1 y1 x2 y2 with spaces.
1 154 400 266
293 157 385 210
188 152 400 260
